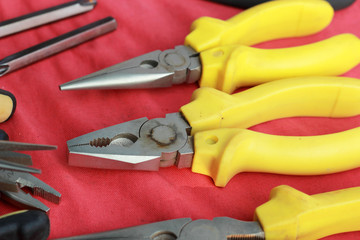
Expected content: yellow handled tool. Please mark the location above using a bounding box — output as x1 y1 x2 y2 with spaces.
255 185 360 240
0 89 16 123
54 185 360 240
66 76 360 187
59 0 360 93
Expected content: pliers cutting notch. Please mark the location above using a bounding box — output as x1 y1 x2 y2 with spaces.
0 140 60 212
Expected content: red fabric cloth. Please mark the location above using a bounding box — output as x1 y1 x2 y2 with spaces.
1 0 360 239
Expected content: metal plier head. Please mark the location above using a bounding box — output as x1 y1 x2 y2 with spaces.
0 170 61 212
0 140 60 212
60 46 202 90
57 217 264 240
67 112 194 170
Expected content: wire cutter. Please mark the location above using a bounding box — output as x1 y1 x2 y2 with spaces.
55 185 360 240
0 136 60 212
66 76 360 187
60 0 360 93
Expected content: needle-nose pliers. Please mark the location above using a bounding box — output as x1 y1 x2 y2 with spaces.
60 0 360 93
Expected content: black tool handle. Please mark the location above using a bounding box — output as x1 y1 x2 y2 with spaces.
207 0 356 10
0 210 50 240
0 129 9 140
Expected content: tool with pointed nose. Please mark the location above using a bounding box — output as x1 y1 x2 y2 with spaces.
60 0 360 94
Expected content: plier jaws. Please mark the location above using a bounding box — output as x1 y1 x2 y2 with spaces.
56 217 264 240
67 112 193 170
60 45 201 90
0 170 61 212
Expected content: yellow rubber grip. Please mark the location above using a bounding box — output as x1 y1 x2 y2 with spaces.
255 185 360 240
200 34 360 93
0 91 15 123
185 0 334 52
192 127 360 187
181 76 360 135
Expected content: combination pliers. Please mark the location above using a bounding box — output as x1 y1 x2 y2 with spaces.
60 0 360 93
66 76 360 187
0 137 60 212
56 185 360 239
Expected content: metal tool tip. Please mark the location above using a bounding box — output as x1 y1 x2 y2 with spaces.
80 0 97 6
0 65 9 77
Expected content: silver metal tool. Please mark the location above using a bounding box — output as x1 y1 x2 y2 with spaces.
0 159 40 174
0 139 60 212
0 16 117 77
0 170 61 212
60 45 201 90
0 151 32 165
67 112 194 171
0 0 97 38
55 217 264 240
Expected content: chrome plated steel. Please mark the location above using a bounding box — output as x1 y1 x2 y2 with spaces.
60 45 201 90
0 0 97 38
67 112 194 170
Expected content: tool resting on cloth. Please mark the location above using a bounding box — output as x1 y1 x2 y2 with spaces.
2 1 360 239
67 76 360 187
206 0 356 10
55 185 360 240
61 0 360 93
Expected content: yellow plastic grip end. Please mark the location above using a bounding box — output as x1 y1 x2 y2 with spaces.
199 34 360 93
0 94 15 123
255 185 360 240
180 77 360 135
192 127 360 187
185 0 334 52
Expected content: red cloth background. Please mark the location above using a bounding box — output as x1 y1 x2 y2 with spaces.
1 0 360 239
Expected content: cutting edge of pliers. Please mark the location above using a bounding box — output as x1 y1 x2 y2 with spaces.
0 138 60 212
67 112 194 171
0 170 61 212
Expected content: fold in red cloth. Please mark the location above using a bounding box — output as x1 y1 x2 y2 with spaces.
1 0 360 239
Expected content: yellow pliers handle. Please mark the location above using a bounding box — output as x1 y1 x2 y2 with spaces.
200 34 360 93
256 185 360 240
186 0 334 51
181 76 360 186
185 0 360 94
0 89 16 123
